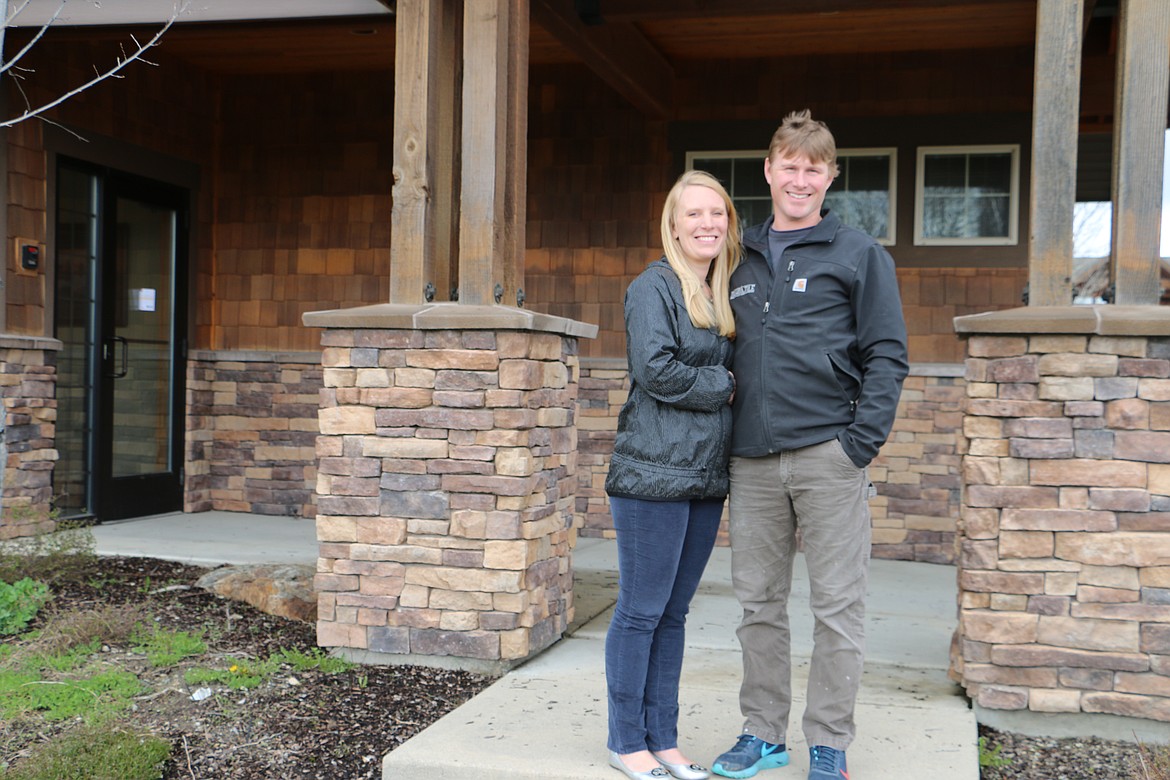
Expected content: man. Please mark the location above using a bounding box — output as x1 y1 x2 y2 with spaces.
711 110 909 780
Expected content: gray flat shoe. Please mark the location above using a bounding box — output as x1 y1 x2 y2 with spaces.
652 752 710 780
609 751 671 779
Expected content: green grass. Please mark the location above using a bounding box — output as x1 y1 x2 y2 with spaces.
978 735 1011 769
185 646 354 690
0 667 143 722
130 625 207 667
0 721 170 780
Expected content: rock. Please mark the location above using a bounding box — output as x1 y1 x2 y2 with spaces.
196 563 317 623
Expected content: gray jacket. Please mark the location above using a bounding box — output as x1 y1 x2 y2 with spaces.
605 259 736 500
729 212 909 467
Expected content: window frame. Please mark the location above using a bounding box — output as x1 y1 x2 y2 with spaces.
684 147 899 245
914 143 1020 247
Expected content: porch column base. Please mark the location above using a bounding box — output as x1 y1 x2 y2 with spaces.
952 305 1170 725
0 335 61 540
304 304 597 668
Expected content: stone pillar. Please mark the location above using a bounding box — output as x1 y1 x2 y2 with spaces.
0 335 61 539
953 306 1170 729
303 304 596 670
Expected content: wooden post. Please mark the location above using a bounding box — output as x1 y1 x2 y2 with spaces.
1110 0 1170 305
458 0 529 307
1027 0 1083 307
390 0 461 304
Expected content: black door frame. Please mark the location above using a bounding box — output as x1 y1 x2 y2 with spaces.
54 157 190 521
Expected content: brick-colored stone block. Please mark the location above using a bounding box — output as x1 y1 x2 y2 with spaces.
1038 353 1119 377
1082 692 1170 721
1056 532 1170 567
1038 377 1095 401
999 530 1054 558
977 685 1029 710
318 406 376 435
1029 688 1082 713
962 610 1038 644
1030 459 1146 487
1037 616 1140 653
1000 508 1115 532
1115 430 1170 463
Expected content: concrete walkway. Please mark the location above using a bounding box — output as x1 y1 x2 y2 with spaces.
88 512 978 780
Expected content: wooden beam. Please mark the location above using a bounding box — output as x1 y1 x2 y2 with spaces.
530 0 673 119
596 0 1029 21
1028 0 1083 306
389 0 460 304
458 0 528 306
1110 0 1170 305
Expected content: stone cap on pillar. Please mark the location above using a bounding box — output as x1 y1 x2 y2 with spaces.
303 302 598 338
0 334 63 350
954 305 1170 337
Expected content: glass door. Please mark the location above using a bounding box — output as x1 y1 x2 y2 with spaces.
54 163 188 521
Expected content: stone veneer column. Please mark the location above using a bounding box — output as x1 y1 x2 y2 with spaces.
302 304 596 670
954 306 1170 730
0 335 60 539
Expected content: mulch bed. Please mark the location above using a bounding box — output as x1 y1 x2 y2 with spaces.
2 556 495 780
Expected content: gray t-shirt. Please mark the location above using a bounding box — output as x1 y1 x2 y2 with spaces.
767 225 814 275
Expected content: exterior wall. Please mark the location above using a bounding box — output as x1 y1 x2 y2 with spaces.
0 336 59 539
312 326 581 666
207 71 392 352
526 55 1038 364
578 358 967 563
185 351 322 517
955 330 1170 723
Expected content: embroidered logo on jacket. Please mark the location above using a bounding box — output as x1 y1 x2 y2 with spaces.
730 283 756 300
793 278 808 292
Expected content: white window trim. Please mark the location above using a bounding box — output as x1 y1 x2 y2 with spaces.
914 143 1020 246
685 148 898 245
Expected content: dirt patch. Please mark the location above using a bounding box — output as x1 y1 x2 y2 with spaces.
1 556 494 780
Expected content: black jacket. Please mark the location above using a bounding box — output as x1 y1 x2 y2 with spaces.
605 259 736 500
729 211 909 467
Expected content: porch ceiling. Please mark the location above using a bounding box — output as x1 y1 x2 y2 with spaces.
30 0 1044 77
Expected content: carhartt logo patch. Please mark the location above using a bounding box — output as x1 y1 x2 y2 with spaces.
793 278 808 292
730 283 756 300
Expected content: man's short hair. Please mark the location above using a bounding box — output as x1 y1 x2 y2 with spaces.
767 109 839 178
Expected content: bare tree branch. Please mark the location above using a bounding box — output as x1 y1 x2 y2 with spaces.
0 0 190 128
2 0 66 75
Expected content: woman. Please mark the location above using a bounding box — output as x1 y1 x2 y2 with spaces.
604 169 741 780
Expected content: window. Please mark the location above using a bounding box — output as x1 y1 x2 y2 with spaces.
824 148 897 244
685 151 773 227
686 148 898 244
915 145 1019 245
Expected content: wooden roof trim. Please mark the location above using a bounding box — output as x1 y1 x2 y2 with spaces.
598 0 1030 21
530 0 673 118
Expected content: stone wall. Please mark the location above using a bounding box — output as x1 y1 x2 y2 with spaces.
304 307 591 669
576 359 965 563
954 311 1170 725
0 336 60 539
185 351 321 517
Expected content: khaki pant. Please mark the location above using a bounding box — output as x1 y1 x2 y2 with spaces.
728 439 871 751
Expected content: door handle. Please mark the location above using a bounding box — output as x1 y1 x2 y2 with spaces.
105 336 129 378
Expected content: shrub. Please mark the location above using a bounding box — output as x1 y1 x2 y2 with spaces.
0 579 50 635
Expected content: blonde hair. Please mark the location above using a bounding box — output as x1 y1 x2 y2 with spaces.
767 109 839 178
660 170 741 338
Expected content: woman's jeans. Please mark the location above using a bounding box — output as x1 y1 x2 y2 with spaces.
605 495 723 754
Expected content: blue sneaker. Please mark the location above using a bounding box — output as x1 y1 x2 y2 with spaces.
807 746 848 780
711 734 789 779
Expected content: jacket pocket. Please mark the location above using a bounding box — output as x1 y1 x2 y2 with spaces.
605 452 708 499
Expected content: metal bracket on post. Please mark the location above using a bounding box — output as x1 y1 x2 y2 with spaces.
450 287 459 302
516 287 525 308
424 282 436 302
494 283 504 304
